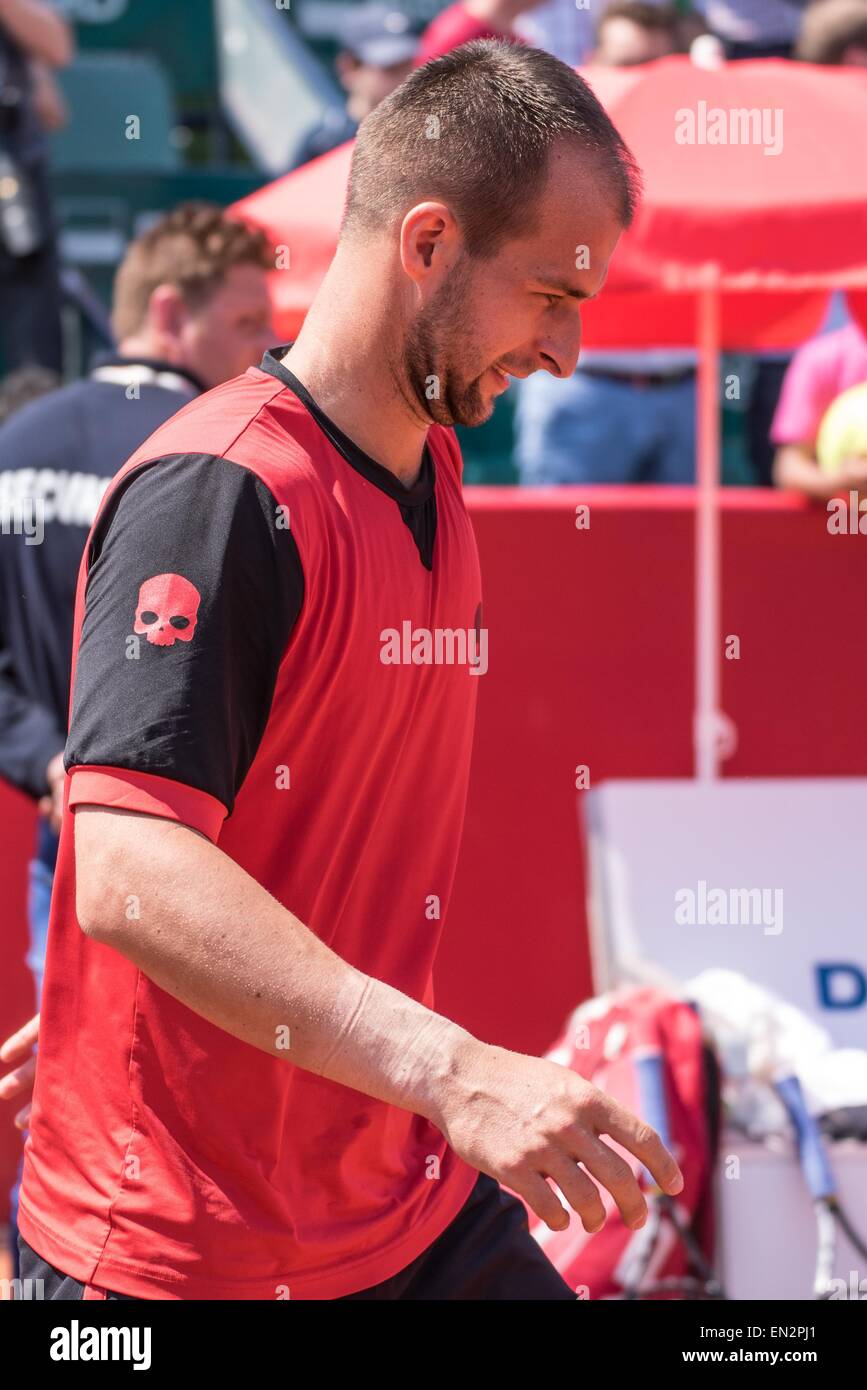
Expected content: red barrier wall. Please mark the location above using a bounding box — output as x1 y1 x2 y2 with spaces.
435 487 867 1053
2 487 865 1215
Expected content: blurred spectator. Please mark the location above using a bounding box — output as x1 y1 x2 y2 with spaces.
740 9 867 484
796 0 867 64
0 0 73 374
415 0 547 66
691 0 810 58
515 346 698 484
592 1 683 63
0 360 58 424
339 5 424 120
514 1 693 486
771 321 867 498
28 58 67 132
295 5 424 163
515 0 687 65
514 0 597 64
0 201 274 1268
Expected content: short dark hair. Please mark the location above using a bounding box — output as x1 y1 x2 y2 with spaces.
796 0 867 64
112 203 273 339
342 39 641 258
597 1 682 38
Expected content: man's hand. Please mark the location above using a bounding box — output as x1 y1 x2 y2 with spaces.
431 1037 683 1233
831 456 867 493
0 1013 39 1131
0 0 73 68
773 444 867 501
37 752 64 833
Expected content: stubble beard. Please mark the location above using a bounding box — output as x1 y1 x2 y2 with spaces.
402 264 495 430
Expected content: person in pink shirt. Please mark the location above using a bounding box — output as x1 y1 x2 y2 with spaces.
415 0 546 66
771 321 867 499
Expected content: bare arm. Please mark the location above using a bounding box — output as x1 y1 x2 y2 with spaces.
75 805 683 1232
75 805 465 1120
29 58 69 129
0 0 73 68
773 443 867 500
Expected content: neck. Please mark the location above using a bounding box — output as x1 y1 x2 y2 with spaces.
117 333 174 365
279 242 431 488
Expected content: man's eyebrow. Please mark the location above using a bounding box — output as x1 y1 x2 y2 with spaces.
533 276 599 302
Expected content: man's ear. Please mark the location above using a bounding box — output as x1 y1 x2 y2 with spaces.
147 284 187 339
399 202 458 285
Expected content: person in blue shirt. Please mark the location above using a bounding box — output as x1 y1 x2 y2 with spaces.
0 205 274 1274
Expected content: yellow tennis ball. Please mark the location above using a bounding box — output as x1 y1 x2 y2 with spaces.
816 382 867 473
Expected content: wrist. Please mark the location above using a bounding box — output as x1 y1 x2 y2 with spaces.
309 968 482 1127
408 1019 483 1131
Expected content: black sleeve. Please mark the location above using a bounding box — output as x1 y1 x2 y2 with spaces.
66 453 304 816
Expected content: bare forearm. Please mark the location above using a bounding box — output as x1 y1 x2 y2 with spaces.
0 0 73 67
74 807 475 1127
772 444 834 499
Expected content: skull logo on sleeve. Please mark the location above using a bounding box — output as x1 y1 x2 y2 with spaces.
134 573 201 647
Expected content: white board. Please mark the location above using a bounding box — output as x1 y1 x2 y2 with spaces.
586 778 867 1049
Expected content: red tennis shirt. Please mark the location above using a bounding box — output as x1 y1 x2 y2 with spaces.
18 350 484 1299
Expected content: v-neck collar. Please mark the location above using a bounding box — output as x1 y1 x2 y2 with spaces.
259 347 435 507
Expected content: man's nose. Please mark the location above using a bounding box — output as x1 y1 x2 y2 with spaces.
538 320 583 380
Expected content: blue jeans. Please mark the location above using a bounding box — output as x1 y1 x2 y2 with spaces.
515 369 696 485
25 836 55 1001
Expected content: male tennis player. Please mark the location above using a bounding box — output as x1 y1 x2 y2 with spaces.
18 40 682 1300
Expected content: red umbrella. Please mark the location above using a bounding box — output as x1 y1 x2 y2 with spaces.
233 139 353 343
578 57 867 349
233 58 867 347
232 57 867 778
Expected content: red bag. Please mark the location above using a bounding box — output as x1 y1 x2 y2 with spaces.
517 986 719 1299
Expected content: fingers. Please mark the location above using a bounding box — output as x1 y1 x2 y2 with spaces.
516 1172 571 1233
0 1055 37 1103
15 1102 32 1131
595 1094 683 1196
543 1154 606 1233
0 1014 40 1065
569 1135 648 1229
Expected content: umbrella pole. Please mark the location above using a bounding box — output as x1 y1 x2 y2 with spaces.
694 274 722 781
